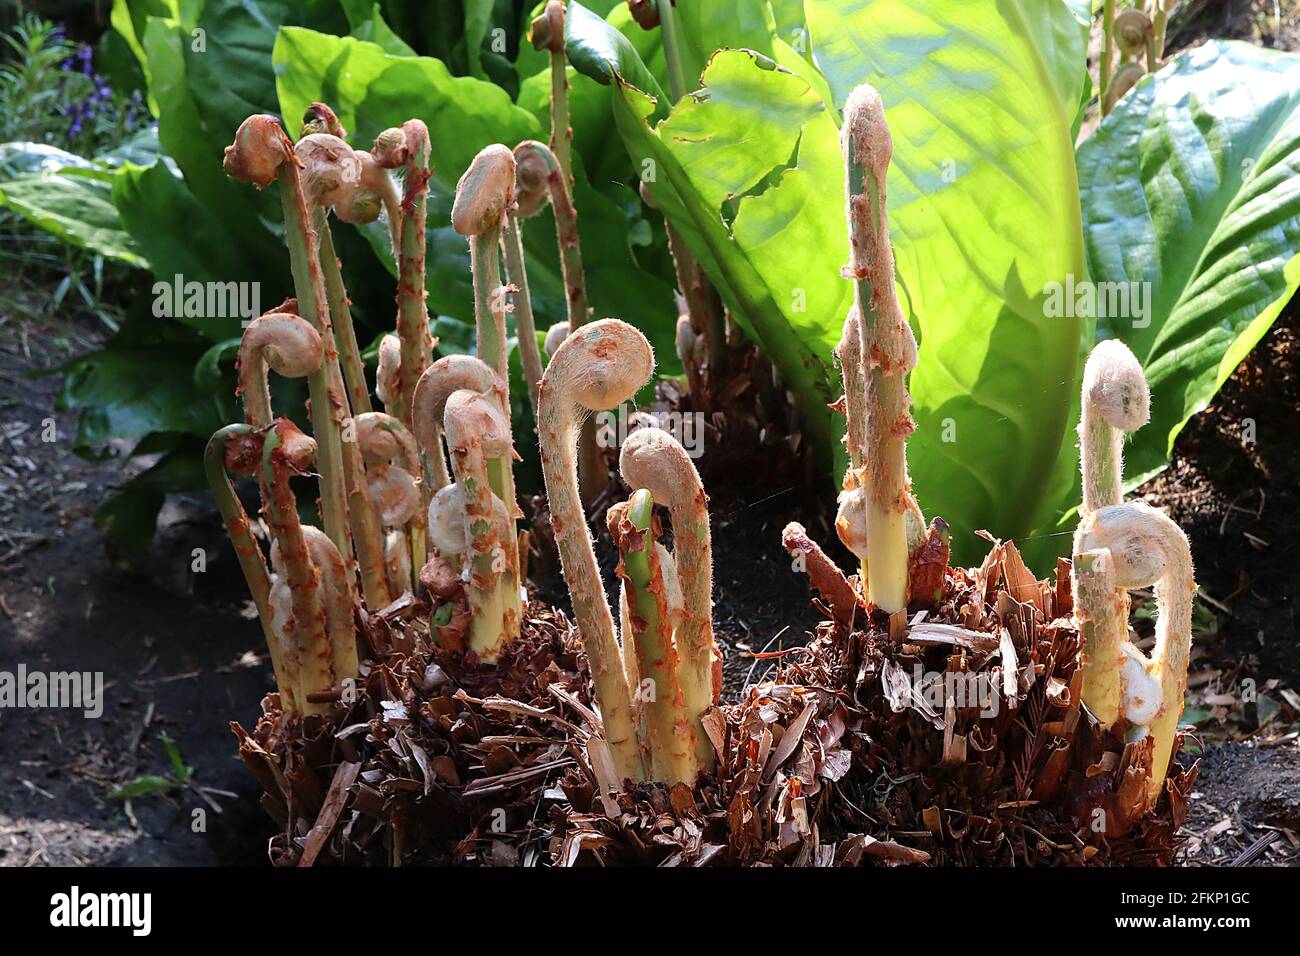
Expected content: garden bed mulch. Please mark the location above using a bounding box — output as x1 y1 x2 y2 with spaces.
536 534 1196 866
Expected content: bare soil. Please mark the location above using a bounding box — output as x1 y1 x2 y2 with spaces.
1143 307 1300 866
0 321 269 865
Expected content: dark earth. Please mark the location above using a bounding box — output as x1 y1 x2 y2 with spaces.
1 1 1297 867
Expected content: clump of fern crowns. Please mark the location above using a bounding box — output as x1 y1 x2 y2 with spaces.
806 83 1195 821
211 102 722 792
1099 1 1178 115
213 105 535 716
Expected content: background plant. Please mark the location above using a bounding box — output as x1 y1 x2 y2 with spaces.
0 11 150 342
563 0 1300 569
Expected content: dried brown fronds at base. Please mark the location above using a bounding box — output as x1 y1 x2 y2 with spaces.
550 534 1196 867
232 596 602 866
815 535 1196 866
549 633 861 866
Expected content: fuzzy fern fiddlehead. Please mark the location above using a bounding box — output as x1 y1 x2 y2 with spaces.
1077 502 1195 804
537 319 653 782
1079 339 1150 514
837 85 920 614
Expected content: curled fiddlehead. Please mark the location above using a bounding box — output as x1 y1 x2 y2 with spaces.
538 319 654 782
236 301 322 428
1076 502 1195 804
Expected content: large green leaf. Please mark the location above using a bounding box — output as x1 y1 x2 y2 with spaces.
119 1 355 276
671 1 787 89
0 144 146 267
603 54 841 457
109 0 178 95
462 0 494 78
602 0 1087 563
138 15 280 267
564 0 667 105
112 160 282 341
1029 0 1091 128
1079 40 1300 487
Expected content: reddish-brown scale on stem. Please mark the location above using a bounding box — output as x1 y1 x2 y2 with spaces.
609 498 694 783
619 426 719 772
781 521 858 627
222 430 263 477
372 120 434 428
261 419 333 714
530 1 573 186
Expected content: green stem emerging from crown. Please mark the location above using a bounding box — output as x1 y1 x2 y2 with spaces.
610 490 696 784
224 115 351 563
260 419 333 716
538 320 653 783
530 1 573 186
619 426 717 773
206 425 300 713
839 85 919 614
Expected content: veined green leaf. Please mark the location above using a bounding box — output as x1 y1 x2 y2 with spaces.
1030 0 1091 126
606 56 841 459
1079 40 1300 488
671 0 785 90
657 53 823 211
112 160 281 341
0 145 146 267
636 0 1087 565
565 0 667 106
61 343 226 450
